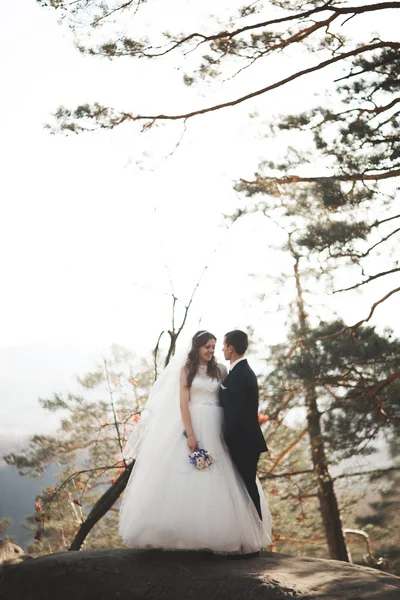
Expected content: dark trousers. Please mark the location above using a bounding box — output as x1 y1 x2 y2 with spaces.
230 450 262 520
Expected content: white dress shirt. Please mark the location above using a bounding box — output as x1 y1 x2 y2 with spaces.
229 356 247 371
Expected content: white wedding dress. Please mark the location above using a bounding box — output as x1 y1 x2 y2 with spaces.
118 364 272 554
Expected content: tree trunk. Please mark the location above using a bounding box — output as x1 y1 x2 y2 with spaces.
69 461 134 551
305 382 349 561
291 238 349 562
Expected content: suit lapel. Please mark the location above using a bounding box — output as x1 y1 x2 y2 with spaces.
223 359 247 383
222 370 232 386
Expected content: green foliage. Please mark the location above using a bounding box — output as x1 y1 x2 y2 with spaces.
267 320 400 459
0 517 14 540
297 221 370 253
77 37 147 58
266 45 400 200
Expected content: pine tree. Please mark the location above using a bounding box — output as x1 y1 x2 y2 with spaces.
0 517 15 543
4 345 153 554
236 184 400 560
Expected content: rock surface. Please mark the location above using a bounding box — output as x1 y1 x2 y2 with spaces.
0 539 32 568
1 548 400 600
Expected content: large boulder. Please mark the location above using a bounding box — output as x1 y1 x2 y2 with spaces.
0 539 32 569
1 548 400 599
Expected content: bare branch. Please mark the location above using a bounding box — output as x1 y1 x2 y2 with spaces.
373 214 400 227
103 358 125 459
360 227 400 258
269 428 308 473
273 534 326 547
318 287 400 340
334 465 400 480
91 0 141 27
55 464 122 492
334 268 400 293
259 468 314 480
153 330 165 382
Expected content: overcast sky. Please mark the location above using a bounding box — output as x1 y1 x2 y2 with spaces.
1 0 399 440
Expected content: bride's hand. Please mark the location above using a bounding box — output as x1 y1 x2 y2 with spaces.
187 434 198 453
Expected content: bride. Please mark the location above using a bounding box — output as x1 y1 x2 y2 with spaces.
118 330 272 554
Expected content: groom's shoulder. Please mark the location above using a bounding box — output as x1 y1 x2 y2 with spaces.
240 358 252 370
244 359 255 372
243 360 258 380
232 359 251 376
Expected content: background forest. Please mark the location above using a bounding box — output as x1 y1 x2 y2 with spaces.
1 0 399 574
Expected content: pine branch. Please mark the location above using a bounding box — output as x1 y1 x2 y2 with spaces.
298 97 400 132
94 2 400 58
54 41 400 130
367 370 400 398
240 168 400 190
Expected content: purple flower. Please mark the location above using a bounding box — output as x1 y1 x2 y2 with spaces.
188 446 213 470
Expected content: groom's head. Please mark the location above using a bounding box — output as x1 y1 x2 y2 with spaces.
223 330 248 361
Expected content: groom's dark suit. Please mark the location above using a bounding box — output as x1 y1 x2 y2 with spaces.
219 359 268 520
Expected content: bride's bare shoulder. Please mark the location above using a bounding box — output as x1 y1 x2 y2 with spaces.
180 365 189 383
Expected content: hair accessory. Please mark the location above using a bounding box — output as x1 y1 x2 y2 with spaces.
196 330 208 338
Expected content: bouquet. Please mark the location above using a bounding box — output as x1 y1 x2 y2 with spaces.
189 447 213 470
183 431 213 470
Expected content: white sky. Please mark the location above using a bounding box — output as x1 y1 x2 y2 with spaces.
0 0 399 437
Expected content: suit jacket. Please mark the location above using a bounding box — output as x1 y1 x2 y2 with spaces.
219 359 268 455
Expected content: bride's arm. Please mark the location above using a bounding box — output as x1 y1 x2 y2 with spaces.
219 364 228 381
179 367 198 452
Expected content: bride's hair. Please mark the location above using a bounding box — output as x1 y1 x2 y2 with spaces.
185 330 221 388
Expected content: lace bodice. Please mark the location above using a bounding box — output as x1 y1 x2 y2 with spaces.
190 364 228 407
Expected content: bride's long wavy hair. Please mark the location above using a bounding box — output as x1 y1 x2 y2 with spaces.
185 330 221 388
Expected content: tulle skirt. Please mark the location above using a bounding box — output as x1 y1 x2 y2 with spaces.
118 403 272 554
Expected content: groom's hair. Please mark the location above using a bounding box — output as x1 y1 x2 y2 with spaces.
224 330 248 355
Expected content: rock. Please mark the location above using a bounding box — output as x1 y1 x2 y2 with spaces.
1 548 400 599
0 539 32 571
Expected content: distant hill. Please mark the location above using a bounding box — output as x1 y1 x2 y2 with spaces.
0 459 60 549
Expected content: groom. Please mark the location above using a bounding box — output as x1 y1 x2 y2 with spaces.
219 330 268 521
